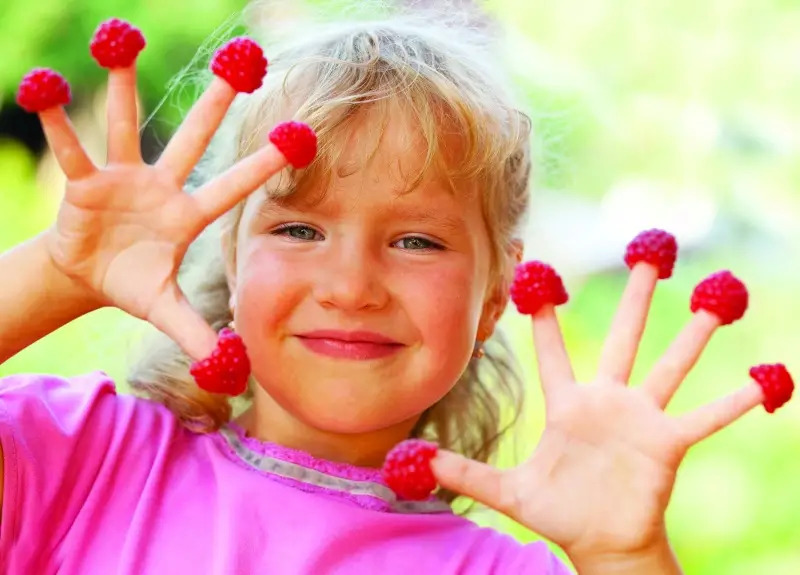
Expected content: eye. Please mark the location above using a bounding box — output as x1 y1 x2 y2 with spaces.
393 236 444 251
272 224 323 241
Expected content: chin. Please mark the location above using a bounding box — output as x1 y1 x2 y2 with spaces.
294 395 423 435
249 358 455 435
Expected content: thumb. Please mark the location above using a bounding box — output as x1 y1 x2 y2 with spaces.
431 449 507 512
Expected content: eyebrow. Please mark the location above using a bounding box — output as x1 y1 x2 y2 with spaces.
378 204 467 232
255 191 467 233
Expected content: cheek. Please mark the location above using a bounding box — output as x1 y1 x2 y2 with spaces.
400 258 485 354
234 239 302 336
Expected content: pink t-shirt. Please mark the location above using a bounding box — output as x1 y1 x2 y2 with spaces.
0 372 571 574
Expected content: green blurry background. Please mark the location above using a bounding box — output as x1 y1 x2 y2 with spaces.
1 0 798 573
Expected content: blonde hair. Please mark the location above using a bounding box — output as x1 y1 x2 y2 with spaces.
129 2 533 506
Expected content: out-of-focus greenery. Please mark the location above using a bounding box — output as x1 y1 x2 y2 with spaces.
1 1 798 573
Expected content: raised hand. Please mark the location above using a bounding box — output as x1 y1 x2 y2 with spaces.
18 23 292 362
429 232 789 571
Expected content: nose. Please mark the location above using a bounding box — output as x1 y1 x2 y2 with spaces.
313 240 389 312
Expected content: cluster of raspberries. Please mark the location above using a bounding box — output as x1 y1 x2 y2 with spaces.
507 229 792 414
382 228 794 501
16 19 315 169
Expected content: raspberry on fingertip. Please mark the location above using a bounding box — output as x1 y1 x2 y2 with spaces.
210 37 268 94
510 260 569 316
90 18 146 69
750 363 794 413
189 328 251 396
624 228 678 279
690 270 748 325
268 121 318 169
382 439 439 501
16 68 71 113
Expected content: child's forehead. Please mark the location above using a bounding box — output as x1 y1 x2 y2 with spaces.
268 100 475 207
339 102 437 170
269 163 462 213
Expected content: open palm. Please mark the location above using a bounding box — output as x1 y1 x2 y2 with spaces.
432 264 763 561
38 67 288 360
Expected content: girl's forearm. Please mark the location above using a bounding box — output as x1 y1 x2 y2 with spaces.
569 538 683 575
0 232 102 364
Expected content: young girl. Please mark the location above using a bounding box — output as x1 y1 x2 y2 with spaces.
0 5 782 575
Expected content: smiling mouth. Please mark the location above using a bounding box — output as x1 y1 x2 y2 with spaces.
295 330 404 360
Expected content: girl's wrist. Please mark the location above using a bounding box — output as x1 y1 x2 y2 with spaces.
567 537 683 575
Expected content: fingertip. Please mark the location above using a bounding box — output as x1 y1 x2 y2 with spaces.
630 261 660 284
430 447 456 465
429 449 470 482
745 381 766 404
692 308 722 332
209 76 238 99
108 65 138 81
530 302 557 322
730 383 767 421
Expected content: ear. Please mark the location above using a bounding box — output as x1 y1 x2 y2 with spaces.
477 239 524 341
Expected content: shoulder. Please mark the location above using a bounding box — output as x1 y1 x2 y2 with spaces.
0 370 178 454
0 371 122 435
0 370 117 407
0 370 167 421
0 372 183 569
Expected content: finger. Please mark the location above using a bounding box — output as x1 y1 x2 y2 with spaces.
677 383 763 446
190 142 288 227
430 450 509 513
596 264 659 384
106 66 141 163
156 78 236 183
39 108 96 180
147 284 218 361
532 304 575 399
641 310 720 408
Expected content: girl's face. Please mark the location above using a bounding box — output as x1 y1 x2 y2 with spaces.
229 107 504 462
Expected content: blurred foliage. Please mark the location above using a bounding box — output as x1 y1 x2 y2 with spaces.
1 0 799 573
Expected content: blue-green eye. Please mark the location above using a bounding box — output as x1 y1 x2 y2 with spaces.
394 236 444 250
273 224 322 241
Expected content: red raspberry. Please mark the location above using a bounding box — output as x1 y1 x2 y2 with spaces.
624 228 678 279
89 18 146 68
510 260 569 316
189 328 251 396
16 68 71 113
268 121 318 169
690 270 748 325
382 439 439 501
210 37 267 94
749 363 794 413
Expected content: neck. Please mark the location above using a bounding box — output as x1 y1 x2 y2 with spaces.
236 386 421 469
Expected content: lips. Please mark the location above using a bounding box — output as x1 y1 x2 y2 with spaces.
295 330 404 360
